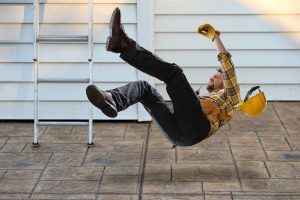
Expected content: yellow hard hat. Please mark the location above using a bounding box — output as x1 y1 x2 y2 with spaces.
234 86 267 117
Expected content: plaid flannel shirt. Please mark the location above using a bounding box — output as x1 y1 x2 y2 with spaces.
201 52 241 136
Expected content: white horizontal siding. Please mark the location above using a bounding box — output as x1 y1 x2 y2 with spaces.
156 50 300 67
0 24 137 43
0 102 138 120
154 0 300 101
155 33 300 50
0 4 136 23
155 15 300 32
155 0 300 14
0 44 128 62
0 1 140 120
0 63 136 82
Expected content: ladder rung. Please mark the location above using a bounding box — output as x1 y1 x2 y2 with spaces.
37 35 89 42
37 121 89 126
38 78 90 83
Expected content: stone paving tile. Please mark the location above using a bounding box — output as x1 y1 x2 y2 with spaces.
124 129 148 140
12 124 46 137
24 143 87 153
0 123 15 133
273 102 300 126
260 136 291 151
144 164 171 181
231 147 267 161
233 195 300 200
230 105 284 131
44 126 73 134
0 136 8 145
228 131 261 147
3 169 41 179
48 152 86 167
0 143 26 153
205 195 232 200
236 161 269 178
0 194 29 200
104 166 140 176
0 170 5 178
99 175 139 193
284 125 300 137
0 153 51 169
286 137 300 151
84 151 142 167
97 194 132 200
94 122 128 129
147 148 175 163
265 161 300 178
143 181 202 194
0 179 36 193
142 195 204 200
70 126 89 134
177 136 230 150
131 195 139 200
92 130 127 141
40 134 87 144
266 151 300 161
30 193 95 199
172 164 237 182
7 136 33 143
148 137 173 149
34 180 99 193
90 140 144 153
256 130 287 137
241 178 300 192
93 123 128 135
177 149 233 164
126 123 149 133
203 181 241 192
41 167 103 180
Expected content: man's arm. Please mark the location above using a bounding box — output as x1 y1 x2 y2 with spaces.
214 34 241 105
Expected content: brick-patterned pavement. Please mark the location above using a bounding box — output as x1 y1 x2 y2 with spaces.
0 102 299 200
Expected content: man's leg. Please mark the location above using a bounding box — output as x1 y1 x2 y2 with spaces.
107 80 187 145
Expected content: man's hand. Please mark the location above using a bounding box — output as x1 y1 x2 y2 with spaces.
198 24 220 41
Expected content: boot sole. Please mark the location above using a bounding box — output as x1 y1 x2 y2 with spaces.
86 85 118 118
106 7 119 51
106 36 113 51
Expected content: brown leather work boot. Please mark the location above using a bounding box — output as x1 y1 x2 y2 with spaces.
106 7 132 53
86 85 118 118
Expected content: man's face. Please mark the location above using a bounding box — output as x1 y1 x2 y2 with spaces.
206 71 224 92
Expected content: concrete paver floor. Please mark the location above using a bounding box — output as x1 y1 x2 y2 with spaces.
0 102 299 200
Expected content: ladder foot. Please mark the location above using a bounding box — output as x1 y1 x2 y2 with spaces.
32 142 40 148
87 142 94 147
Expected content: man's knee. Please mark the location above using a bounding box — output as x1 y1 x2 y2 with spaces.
165 64 183 84
137 80 159 98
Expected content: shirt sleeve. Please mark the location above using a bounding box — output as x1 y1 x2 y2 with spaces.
217 52 241 106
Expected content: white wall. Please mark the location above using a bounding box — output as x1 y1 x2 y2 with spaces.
0 0 143 120
1 0 300 120
153 0 300 101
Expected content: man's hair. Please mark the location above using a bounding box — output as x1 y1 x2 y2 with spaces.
216 68 222 73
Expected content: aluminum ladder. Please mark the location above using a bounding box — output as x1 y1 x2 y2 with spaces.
32 0 94 147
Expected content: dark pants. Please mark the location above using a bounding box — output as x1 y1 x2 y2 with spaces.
107 41 211 146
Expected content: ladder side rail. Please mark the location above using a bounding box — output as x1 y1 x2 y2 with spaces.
33 0 40 146
88 0 94 145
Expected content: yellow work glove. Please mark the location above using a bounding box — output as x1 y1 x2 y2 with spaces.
197 24 220 41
